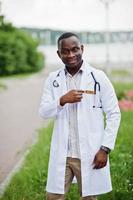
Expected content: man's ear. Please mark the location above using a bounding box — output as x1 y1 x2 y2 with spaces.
81 45 84 52
57 50 61 58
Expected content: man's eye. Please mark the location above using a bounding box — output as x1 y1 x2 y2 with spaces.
61 50 69 55
72 47 79 52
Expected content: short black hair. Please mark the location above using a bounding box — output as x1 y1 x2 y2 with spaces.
57 32 80 47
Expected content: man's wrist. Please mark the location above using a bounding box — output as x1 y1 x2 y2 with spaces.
60 96 66 106
100 146 111 154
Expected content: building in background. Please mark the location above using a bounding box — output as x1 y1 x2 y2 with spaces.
21 27 133 45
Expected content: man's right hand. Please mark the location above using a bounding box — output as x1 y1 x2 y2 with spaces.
60 90 84 106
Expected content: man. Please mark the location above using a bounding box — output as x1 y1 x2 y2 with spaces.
39 32 121 200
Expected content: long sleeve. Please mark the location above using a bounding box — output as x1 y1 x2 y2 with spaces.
100 72 121 150
39 75 64 119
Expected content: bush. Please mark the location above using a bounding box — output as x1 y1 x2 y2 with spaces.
0 16 44 76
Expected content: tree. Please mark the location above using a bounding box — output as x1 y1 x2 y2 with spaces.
0 16 44 75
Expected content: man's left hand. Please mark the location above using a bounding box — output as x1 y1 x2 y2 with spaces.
92 149 108 169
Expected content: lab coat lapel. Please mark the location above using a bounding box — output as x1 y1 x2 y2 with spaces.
53 68 67 96
79 62 94 90
60 68 67 94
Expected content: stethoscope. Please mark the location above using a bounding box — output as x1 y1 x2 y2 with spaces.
52 71 101 108
90 72 100 94
52 71 61 87
90 72 101 108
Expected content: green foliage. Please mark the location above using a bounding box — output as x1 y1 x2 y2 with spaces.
114 83 133 100
0 15 16 32
0 16 44 76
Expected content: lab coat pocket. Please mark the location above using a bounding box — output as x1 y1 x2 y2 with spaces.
83 93 102 109
92 91 102 109
83 93 94 108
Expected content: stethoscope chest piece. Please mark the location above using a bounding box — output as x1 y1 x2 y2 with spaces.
53 80 59 87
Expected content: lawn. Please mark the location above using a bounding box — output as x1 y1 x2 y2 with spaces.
0 81 7 91
0 85 133 200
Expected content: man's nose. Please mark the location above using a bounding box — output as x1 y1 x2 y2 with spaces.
68 51 75 58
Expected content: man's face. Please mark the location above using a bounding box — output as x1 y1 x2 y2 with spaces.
57 36 84 69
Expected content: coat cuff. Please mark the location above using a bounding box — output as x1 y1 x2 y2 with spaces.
57 98 65 113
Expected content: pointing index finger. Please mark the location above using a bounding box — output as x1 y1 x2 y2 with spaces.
77 90 84 93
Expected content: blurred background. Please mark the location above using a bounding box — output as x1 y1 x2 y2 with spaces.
1 0 133 72
0 0 133 199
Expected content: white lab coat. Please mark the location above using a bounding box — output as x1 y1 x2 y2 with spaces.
39 61 121 197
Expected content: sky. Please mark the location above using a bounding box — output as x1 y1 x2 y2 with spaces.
1 0 133 31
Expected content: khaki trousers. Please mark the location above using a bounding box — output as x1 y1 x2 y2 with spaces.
46 157 97 200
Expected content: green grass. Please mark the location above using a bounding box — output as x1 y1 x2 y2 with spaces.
114 82 133 93
0 71 37 80
99 111 133 200
0 81 7 90
1 112 133 200
0 123 53 200
110 69 131 76
0 65 45 80
113 82 133 100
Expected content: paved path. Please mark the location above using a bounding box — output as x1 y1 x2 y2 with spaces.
0 64 59 186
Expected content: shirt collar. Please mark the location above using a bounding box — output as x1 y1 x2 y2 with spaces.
64 60 84 76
